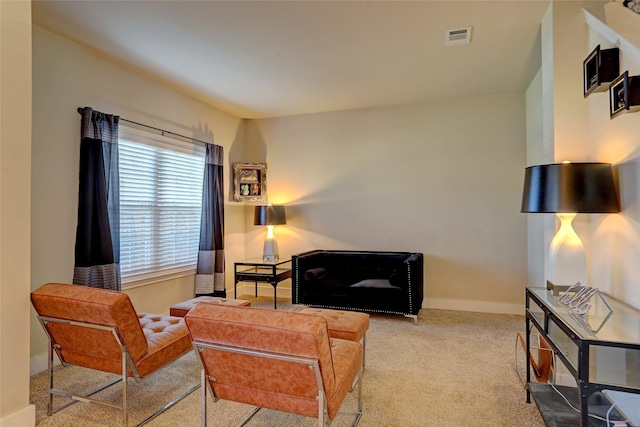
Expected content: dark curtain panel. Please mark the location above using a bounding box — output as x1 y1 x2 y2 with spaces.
196 144 225 296
73 107 121 290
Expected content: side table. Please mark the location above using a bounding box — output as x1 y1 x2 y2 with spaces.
525 287 635 426
234 257 292 309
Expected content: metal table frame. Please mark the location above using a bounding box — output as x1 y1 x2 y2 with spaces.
525 287 640 426
234 257 292 309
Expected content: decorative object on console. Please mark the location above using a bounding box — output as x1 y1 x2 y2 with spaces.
557 282 613 332
521 162 619 294
558 282 596 315
254 204 286 262
623 0 640 14
583 45 619 97
233 162 267 202
609 71 640 118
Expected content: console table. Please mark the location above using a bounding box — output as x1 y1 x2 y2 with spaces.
525 287 640 426
234 257 291 309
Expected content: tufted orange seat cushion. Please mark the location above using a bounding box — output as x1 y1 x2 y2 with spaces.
185 303 363 420
299 308 369 343
169 296 250 317
135 313 193 377
31 283 192 378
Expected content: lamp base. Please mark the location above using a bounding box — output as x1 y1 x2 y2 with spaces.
548 213 588 294
262 235 279 263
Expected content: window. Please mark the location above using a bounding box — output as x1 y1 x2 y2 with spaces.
118 126 205 285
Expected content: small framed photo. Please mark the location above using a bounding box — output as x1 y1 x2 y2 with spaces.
610 72 628 119
584 46 601 96
583 45 619 97
233 162 267 202
609 71 640 119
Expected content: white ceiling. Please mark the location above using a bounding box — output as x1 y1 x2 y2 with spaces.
32 0 552 119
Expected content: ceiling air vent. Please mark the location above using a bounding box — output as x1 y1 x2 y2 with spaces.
445 27 472 47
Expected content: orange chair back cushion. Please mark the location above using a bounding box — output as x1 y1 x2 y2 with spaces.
185 303 337 417
31 283 148 366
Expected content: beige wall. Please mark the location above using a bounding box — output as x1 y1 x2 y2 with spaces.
529 2 594 288
247 94 529 313
548 2 595 162
525 0 640 389
30 26 247 372
9 3 639 425
25 0 640 390
1 1 35 425
529 2 640 308
585 7 640 306
525 68 554 288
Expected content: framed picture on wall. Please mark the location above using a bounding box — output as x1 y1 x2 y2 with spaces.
233 162 267 202
583 45 619 97
610 72 628 119
609 71 640 119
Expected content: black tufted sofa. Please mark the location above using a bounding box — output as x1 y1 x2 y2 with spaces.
292 250 424 322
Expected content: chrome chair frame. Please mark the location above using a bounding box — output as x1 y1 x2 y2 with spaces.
37 315 199 427
193 340 363 427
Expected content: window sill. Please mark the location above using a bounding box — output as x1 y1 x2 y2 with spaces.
122 269 196 290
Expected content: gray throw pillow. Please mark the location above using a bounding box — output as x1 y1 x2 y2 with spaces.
351 279 398 289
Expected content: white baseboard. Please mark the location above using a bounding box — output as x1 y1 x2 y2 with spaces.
0 404 35 427
30 351 60 376
233 288 524 315
233 283 292 300
554 359 577 387
423 298 524 315
554 373 577 387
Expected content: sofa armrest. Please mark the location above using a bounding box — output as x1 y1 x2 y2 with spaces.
292 250 325 303
405 253 422 264
404 253 424 315
292 251 324 277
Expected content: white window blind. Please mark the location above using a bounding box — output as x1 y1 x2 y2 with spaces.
118 126 205 285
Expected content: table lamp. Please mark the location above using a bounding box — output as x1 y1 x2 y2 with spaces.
521 162 619 293
254 204 287 262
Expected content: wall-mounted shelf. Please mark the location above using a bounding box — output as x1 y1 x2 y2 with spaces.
610 71 640 118
583 3 640 64
584 45 619 97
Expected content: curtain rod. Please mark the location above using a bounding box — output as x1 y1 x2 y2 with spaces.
77 107 210 147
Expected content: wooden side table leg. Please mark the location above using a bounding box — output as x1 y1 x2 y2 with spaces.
271 282 277 309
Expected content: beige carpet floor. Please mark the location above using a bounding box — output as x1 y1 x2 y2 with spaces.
30 296 545 426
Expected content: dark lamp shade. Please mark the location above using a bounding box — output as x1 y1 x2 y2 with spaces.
521 162 619 213
254 205 287 226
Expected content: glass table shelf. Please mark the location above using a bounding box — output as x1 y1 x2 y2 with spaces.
525 287 640 426
234 257 292 309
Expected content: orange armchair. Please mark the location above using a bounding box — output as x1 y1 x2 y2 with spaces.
184 302 364 426
31 283 198 426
